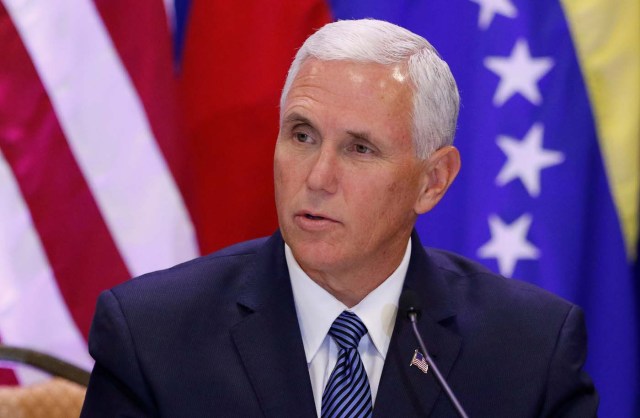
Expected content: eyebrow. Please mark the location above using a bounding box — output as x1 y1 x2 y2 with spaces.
346 130 373 143
282 112 313 126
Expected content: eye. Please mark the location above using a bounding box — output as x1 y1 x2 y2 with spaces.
294 132 312 143
353 144 373 154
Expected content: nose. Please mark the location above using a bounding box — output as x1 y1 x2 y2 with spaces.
306 146 338 194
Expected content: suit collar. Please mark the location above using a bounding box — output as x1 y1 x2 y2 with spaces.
231 230 462 417
374 230 462 417
404 230 456 324
231 231 317 418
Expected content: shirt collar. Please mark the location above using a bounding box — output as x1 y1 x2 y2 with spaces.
286 239 411 363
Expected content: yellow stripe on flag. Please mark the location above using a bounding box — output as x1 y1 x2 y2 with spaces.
561 0 640 259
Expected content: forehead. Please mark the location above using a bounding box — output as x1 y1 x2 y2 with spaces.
282 59 414 142
285 59 412 106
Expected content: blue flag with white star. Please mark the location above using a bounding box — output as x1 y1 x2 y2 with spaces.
329 0 639 416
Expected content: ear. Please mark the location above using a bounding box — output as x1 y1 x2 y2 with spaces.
414 146 461 215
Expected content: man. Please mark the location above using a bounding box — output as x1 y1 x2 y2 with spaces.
81 19 597 417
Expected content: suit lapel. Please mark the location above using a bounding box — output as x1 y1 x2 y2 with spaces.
374 231 462 417
231 232 316 418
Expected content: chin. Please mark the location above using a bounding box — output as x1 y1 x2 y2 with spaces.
289 241 345 274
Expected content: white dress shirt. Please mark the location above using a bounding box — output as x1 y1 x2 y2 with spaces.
285 240 411 417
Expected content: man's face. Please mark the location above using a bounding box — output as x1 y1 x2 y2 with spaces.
274 59 430 281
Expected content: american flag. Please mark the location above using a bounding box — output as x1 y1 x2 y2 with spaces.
410 350 429 374
0 0 329 385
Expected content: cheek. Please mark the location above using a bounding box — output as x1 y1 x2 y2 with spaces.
274 145 292 186
386 178 416 203
346 177 399 222
273 151 290 204
359 174 421 221
273 158 284 195
274 152 305 202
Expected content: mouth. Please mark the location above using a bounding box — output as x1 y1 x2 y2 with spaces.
293 210 339 232
294 210 338 226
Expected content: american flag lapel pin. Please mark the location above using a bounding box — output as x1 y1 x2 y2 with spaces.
409 349 429 374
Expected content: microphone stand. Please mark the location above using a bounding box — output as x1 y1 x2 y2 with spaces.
408 312 470 418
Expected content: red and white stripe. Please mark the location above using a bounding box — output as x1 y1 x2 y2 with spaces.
0 152 93 382
0 0 197 383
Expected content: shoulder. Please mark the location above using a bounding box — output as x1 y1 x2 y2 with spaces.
105 236 272 316
422 248 597 414
425 247 576 324
120 236 268 287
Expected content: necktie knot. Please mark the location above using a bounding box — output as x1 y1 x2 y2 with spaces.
329 311 368 350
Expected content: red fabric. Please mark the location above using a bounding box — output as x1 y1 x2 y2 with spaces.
179 0 332 253
0 336 18 386
0 368 18 386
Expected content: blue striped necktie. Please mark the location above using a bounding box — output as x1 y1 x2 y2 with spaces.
321 311 373 418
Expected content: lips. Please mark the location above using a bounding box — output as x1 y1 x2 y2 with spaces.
297 210 336 222
294 210 338 230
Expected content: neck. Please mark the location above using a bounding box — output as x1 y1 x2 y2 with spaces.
312 274 386 308
302 240 410 307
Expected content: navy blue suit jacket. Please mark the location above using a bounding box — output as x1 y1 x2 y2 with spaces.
80 230 597 417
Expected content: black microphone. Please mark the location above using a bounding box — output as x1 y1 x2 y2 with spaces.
399 289 469 418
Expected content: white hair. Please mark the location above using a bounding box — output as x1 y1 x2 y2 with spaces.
280 19 459 159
